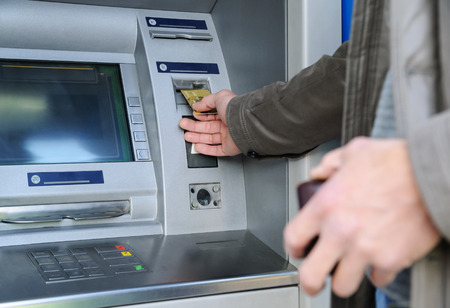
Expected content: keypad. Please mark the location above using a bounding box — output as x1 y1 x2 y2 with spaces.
28 244 147 282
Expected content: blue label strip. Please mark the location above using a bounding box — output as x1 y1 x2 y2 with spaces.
28 171 104 187
342 0 354 42
156 62 219 74
146 17 207 30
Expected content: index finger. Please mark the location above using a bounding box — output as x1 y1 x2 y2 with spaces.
179 117 222 134
193 112 221 122
283 197 321 258
310 147 344 180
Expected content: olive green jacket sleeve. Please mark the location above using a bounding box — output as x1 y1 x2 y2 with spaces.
226 42 348 158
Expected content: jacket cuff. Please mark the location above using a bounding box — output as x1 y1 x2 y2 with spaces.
226 92 261 157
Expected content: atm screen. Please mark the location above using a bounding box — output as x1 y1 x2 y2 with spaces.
0 61 133 165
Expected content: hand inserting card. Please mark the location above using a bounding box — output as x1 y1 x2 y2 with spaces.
181 89 217 114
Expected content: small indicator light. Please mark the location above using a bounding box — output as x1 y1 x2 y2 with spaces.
115 245 126 250
134 265 145 271
121 251 132 257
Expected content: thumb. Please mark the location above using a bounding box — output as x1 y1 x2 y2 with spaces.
310 147 344 180
194 90 236 120
192 93 217 113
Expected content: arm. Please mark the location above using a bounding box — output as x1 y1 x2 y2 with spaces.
227 42 348 157
179 42 348 157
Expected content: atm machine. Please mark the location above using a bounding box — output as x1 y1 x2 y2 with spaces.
0 0 340 307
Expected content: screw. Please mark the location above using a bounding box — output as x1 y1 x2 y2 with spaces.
191 201 199 209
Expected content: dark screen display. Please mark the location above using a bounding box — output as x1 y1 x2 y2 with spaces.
0 61 133 164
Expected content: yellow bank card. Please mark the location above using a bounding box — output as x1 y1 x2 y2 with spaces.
181 89 217 114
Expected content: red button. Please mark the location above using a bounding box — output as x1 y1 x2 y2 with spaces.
115 245 126 250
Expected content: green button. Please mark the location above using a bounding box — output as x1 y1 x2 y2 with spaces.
134 265 145 271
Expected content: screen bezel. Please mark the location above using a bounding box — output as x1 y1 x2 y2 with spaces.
0 60 134 165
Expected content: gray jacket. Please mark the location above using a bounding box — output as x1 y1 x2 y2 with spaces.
227 0 450 306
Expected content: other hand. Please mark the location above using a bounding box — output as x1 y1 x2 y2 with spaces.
284 137 440 297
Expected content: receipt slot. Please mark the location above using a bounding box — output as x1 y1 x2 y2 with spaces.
183 115 218 168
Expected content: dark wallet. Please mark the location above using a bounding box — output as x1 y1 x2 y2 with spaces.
297 180 324 209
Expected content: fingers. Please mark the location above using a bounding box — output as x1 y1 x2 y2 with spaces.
193 143 228 157
184 131 222 145
178 89 238 157
298 236 342 295
284 202 321 258
288 172 368 296
193 112 221 121
180 119 225 156
179 117 223 134
330 252 368 297
284 179 339 259
369 268 398 287
296 220 368 296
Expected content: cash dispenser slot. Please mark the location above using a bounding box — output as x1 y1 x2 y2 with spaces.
150 31 213 41
183 116 218 168
0 201 129 224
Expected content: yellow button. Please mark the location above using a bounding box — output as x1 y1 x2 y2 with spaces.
121 251 132 257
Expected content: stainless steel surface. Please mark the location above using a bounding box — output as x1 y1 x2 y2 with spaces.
211 0 287 94
135 9 248 235
35 0 217 12
211 0 289 258
0 201 129 224
0 230 298 307
0 2 300 307
125 287 299 308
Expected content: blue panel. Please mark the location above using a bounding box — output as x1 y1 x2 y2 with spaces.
342 0 354 42
156 62 220 74
146 17 207 30
28 171 104 187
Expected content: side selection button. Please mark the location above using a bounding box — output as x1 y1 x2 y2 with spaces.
128 97 141 107
136 149 150 160
133 131 147 142
130 114 144 124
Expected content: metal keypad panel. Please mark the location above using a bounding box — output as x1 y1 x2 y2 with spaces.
28 244 147 283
